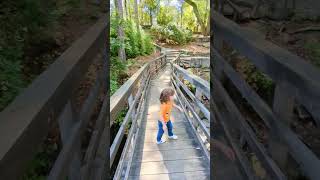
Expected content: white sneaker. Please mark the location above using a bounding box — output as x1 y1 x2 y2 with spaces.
156 139 166 144
168 135 178 140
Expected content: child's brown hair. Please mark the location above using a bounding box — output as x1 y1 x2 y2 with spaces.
159 88 175 104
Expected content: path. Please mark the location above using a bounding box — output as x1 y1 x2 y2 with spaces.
128 60 210 179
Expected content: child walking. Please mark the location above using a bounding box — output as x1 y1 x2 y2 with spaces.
156 88 183 144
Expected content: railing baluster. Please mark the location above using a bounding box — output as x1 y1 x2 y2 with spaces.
269 81 295 171
57 99 81 180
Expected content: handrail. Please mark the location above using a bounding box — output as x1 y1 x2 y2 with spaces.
171 60 210 159
213 10 320 125
0 15 108 180
213 9 320 180
110 54 167 176
110 54 166 126
110 63 149 125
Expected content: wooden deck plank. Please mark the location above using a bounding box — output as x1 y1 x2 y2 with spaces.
129 158 208 176
144 120 190 129
128 170 210 180
140 122 193 134
133 148 204 162
136 133 195 143
134 139 200 152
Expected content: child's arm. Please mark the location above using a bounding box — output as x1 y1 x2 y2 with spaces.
173 103 183 111
212 139 235 161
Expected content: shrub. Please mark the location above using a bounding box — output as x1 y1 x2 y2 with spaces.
110 17 154 59
150 24 192 45
110 57 126 95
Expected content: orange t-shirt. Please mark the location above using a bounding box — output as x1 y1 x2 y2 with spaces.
159 101 173 123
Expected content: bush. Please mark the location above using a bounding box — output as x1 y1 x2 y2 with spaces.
110 17 154 59
110 57 126 95
150 24 192 45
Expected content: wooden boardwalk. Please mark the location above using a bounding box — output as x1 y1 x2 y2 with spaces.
128 64 210 180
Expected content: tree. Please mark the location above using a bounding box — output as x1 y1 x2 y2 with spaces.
144 0 159 26
114 0 126 61
157 6 175 26
134 0 140 32
180 3 183 27
185 0 208 35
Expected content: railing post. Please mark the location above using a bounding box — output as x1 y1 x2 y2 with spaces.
269 80 295 174
195 88 202 114
57 98 81 180
128 93 136 118
213 34 227 82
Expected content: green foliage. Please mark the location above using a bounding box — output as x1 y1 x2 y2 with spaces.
181 4 197 31
0 50 25 110
114 108 128 126
0 0 84 111
22 143 59 180
110 57 127 95
150 24 192 45
305 41 320 67
144 0 159 13
241 61 274 102
157 6 174 26
110 16 154 59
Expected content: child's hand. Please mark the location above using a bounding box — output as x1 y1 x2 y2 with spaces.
221 145 235 161
213 140 235 161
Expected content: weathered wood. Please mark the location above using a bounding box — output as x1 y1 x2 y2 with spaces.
128 171 209 180
213 47 320 179
110 63 148 125
212 76 286 180
110 75 148 165
173 64 210 98
0 15 107 180
212 106 255 180
269 81 295 170
133 148 203 162
114 74 150 180
111 55 168 170
213 7 320 179
213 10 320 125
171 74 210 139
57 100 81 180
129 158 208 176
47 121 81 180
124 61 210 179
172 73 209 120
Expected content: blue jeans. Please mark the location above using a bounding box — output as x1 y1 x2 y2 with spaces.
157 120 174 142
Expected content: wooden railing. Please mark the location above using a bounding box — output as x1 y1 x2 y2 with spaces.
171 55 210 159
177 56 210 69
111 46 210 178
110 54 167 179
0 16 108 180
213 10 320 180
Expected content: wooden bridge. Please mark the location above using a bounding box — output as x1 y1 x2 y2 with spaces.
110 49 210 180
1 8 320 180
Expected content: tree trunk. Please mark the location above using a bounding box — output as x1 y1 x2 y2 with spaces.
206 12 210 35
205 0 210 35
149 10 153 26
185 0 207 35
124 0 128 19
134 0 140 32
115 0 126 62
181 5 183 28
